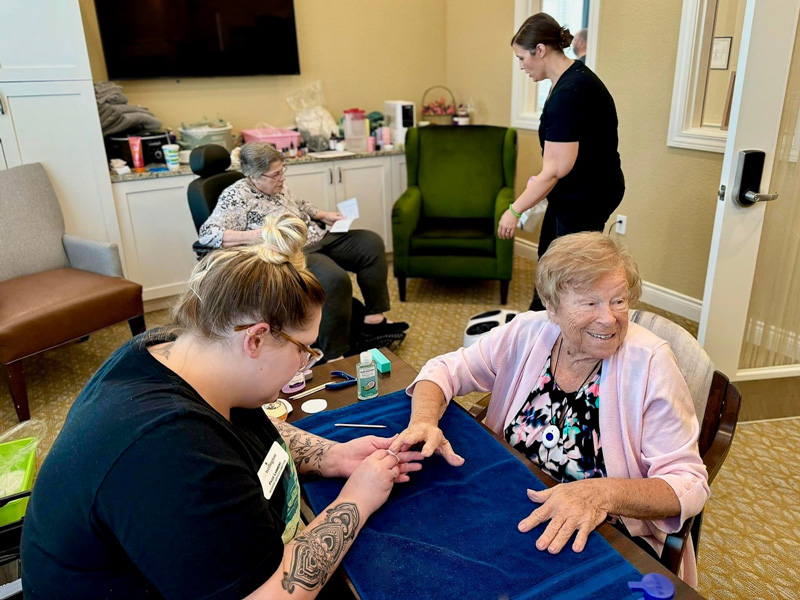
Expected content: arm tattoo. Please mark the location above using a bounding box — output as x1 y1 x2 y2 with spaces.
273 420 336 476
281 502 360 593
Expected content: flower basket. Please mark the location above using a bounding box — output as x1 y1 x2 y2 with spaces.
421 85 456 126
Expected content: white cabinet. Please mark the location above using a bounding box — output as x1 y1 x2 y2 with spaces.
0 0 92 82
391 154 408 200
112 153 405 302
112 175 199 301
0 80 120 246
284 161 338 212
285 155 399 252
0 0 121 262
338 158 392 249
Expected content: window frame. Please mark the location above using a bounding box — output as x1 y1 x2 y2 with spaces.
667 0 729 153
510 0 601 131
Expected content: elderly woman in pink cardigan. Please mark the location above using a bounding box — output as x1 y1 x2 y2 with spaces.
390 232 709 586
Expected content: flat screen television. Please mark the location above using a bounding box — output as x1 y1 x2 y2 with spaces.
95 0 300 79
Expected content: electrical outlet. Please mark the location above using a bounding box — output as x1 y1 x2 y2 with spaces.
615 215 627 235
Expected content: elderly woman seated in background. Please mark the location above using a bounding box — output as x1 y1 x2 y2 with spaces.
199 142 408 360
390 232 709 585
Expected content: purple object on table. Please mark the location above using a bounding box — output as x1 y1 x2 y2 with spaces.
629 573 675 599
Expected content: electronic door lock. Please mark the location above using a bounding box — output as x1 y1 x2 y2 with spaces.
733 150 779 207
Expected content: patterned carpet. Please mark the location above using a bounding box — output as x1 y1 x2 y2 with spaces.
1 256 798 598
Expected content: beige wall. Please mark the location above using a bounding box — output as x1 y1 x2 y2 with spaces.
595 1 721 299
444 0 513 127
79 0 447 132
80 0 722 299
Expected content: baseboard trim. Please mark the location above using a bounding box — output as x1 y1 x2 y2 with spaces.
733 364 800 382
514 237 539 261
639 281 702 322
513 239 703 322
144 295 178 313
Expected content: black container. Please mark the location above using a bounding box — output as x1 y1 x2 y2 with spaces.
105 130 171 166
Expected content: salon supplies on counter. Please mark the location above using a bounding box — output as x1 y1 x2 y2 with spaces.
301 399 328 414
343 108 368 152
242 125 302 150
368 349 391 374
289 371 357 400
356 352 378 400
179 119 233 151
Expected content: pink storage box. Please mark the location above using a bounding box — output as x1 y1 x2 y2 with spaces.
241 127 301 150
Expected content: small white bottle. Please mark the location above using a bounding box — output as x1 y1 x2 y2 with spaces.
356 351 379 400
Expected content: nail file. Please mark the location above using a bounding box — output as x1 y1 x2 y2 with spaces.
369 348 391 373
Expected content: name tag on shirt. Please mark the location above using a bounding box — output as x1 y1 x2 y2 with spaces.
258 441 290 500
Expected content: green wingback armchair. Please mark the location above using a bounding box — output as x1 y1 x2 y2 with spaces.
392 125 517 304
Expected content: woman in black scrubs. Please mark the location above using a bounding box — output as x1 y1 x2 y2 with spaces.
498 13 624 311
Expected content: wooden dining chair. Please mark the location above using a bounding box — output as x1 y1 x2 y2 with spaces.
629 310 742 574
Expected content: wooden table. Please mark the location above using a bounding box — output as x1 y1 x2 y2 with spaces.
285 350 705 600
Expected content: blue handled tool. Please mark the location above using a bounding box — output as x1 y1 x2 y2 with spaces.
289 370 357 399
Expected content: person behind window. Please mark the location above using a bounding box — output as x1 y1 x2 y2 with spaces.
390 233 708 586
21 215 424 600
572 28 588 62
499 13 625 312
199 142 408 360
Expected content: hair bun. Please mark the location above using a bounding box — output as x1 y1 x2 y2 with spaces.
258 214 308 269
560 27 574 48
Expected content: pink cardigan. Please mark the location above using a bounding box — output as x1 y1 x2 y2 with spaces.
407 311 709 586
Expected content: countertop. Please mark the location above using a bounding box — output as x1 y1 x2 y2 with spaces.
109 148 405 183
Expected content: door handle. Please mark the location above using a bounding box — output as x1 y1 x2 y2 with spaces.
328 167 333 184
733 149 779 206
743 190 779 203
338 167 342 183
0 95 5 115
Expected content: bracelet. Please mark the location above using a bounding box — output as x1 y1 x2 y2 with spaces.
508 204 522 219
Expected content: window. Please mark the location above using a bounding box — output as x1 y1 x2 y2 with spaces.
667 0 745 153
510 0 600 131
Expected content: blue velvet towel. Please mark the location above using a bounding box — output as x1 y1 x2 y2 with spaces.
296 390 642 600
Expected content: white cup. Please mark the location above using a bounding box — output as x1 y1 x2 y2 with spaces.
162 144 180 171
178 150 192 164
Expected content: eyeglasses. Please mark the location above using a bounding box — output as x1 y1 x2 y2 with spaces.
234 324 324 370
260 166 288 180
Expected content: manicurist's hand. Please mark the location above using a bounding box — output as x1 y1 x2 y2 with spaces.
497 209 520 239
517 479 610 554
339 450 405 516
389 422 465 467
330 435 424 481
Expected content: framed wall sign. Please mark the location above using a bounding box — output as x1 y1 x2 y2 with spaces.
710 36 733 70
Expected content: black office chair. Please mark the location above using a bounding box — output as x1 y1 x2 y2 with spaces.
186 144 244 259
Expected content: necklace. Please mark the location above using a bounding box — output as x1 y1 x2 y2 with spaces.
541 337 602 450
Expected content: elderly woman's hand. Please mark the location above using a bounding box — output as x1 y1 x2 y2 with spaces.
498 209 520 239
315 211 346 226
518 479 610 554
389 422 465 467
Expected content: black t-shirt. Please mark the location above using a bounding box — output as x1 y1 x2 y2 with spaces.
539 61 624 221
21 329 301 600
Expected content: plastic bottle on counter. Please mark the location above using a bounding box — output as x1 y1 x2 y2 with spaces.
288 142 297 158
357 352 379 400
328 133 337 151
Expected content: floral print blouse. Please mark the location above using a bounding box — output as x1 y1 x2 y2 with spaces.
198 178 326 248
504 355 607 482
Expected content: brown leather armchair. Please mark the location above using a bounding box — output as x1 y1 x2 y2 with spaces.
0 164 145 422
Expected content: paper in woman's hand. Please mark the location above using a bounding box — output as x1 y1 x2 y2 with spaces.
330 198 359 233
